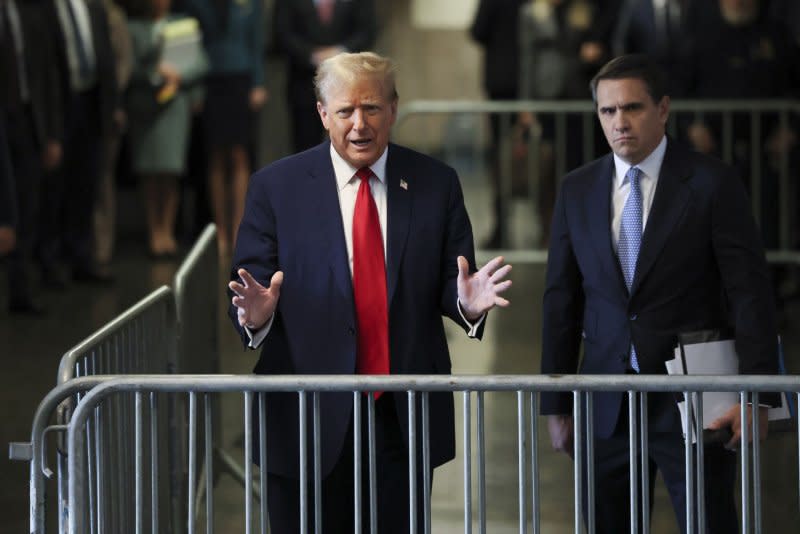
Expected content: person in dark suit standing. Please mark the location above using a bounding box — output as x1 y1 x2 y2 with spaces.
1 0 62 313
39 0 117 284
469 0 526 248
274 0 377 154
228 52 512 532
540 54 779 533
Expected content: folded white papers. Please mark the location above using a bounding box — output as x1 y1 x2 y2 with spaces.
665 338 790 443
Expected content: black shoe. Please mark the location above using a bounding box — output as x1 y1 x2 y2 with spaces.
72 266 114 285
8 298 47 316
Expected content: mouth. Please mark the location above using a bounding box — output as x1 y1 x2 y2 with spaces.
350 138 373 148
615 136 635 143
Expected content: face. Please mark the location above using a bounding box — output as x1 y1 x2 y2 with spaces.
719 0 758 26
596 78 669 165
317 76 397 169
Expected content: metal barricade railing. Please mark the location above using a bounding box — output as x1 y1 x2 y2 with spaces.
52 286 178 534
174 223 219 376
395 99 800 250
174 223 252 527
35 374 798 534
10 225 222 533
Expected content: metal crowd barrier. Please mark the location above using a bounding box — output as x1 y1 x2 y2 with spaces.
51 286 177 534
9 224 221 533
19 374 798 534
174 223 253 523
395 99 800 249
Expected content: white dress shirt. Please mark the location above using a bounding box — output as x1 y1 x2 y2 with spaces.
611 135 668 250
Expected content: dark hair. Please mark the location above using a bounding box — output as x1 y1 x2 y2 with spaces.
589 54 668 106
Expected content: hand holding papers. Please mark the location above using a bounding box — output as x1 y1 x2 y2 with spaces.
154 17 208 103
665 333 790 444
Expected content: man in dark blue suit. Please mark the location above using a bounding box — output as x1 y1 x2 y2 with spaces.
228 52 512 533
541 55 779 532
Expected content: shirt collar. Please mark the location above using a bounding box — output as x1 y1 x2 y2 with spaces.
330 143 388 191
613 135 667 188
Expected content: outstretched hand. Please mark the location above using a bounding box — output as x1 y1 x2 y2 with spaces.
228 268 284 331
457 255 512 321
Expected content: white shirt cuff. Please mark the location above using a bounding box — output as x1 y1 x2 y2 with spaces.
245 314 274 348
457 299 486 338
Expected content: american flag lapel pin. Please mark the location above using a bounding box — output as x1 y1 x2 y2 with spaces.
400 179 408 190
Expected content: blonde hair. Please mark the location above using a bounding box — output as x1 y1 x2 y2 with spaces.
314 52 398 104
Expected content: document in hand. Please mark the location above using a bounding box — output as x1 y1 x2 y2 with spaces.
665 332 791 443
160 18 204 77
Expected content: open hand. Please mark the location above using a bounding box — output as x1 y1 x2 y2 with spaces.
228 268 284 330
457 255 512 321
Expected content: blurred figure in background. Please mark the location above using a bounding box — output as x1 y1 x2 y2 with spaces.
126 0 207 258
680 0 800 250
184 0 266 257
2 0 62 313
0 113 17 257
41 0 117 284
612 0 690 90
93 0 132 272
469 0 527 248
274 0 377 154
517 0 619 246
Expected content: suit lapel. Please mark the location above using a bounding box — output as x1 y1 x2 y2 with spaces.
307 143 353 299
586 156 629 295
631 140 691 295
385 146 411 306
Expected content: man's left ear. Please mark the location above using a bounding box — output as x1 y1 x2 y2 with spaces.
317 101 329 130
659 96 670 124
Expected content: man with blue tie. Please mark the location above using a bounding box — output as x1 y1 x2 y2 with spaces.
228 52 512 533
540 54 779 532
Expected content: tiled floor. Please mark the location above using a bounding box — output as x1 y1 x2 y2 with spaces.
2 164 799 533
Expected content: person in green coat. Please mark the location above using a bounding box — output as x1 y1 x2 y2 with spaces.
126 0 207 258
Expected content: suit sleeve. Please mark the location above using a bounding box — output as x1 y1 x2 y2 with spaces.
540 181 585 415
439 167 485 338
469 0 493 45
710 166 779 379
227 172 280 348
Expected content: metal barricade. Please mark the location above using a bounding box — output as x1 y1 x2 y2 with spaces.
174 223 249 525
35 374 798 534
395 99 800 250
52 287 178 534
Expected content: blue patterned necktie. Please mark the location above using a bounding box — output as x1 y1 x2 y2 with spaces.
619 166 642 372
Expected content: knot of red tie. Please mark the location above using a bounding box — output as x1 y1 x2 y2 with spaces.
355 167 372 183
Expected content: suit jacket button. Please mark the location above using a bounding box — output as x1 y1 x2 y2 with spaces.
629 314 637 321
348 326 355 335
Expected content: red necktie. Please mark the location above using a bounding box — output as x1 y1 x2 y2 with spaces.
352 168 389 396
316 0 334 24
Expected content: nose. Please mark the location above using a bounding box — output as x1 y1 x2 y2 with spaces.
352 109 365 130
614 112 629 132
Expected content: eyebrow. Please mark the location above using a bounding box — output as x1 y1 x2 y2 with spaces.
599 102 645 114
